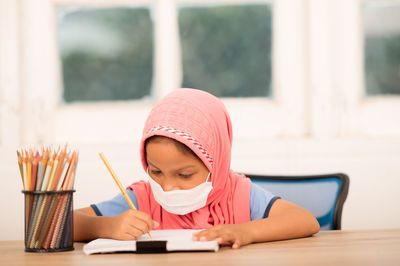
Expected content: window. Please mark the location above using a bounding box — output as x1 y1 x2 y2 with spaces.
363 1 400 96
178 4 272 97
57 7 154 103
58 3 273 102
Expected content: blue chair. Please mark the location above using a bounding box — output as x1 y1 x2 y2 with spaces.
246 173 350 230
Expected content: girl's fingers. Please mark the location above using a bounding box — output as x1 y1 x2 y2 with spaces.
232 239 241 249
115 226 139 241
193 227 230 242
192 228 218 241
130 219 150 234
193 227 242 249
123 230 138 240
130 226 146 238
128 221 147 236
212 234 236 247
129 210 159 230
131 219 158 235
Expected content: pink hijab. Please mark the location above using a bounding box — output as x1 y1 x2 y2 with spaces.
128 88 251 229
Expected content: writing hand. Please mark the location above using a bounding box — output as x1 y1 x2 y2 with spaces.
108 209 159 240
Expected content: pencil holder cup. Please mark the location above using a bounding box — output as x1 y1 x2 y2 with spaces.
22 190 75 252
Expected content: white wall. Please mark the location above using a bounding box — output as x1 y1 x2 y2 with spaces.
1 0 400 241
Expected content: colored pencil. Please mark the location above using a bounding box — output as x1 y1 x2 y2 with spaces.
17 151 24 188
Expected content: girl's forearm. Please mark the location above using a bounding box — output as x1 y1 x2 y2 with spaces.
73 210 112 242
246 208 320 243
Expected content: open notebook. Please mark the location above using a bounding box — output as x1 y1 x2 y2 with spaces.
83 229 219 254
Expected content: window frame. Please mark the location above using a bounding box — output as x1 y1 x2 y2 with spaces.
309 0 400 138
356 0 400 136
17 0 309 144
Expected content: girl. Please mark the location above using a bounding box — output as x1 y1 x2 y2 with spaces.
74 88 320 249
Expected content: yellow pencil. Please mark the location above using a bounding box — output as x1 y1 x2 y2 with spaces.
99 152 152 238
17 151 24 188
26 151 32 191
46 151 60 191
22 155 28 190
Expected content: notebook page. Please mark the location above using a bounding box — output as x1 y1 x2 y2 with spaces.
83 238 136 254
83 229 219 254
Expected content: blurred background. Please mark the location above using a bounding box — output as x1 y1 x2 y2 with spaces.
0 0 399 240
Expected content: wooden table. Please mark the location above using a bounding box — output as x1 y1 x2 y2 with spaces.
1 229 399 266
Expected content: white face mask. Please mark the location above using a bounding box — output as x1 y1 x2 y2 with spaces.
147 171 213 215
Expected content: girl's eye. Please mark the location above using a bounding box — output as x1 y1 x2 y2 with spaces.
179 174 193 179
151 170 161 175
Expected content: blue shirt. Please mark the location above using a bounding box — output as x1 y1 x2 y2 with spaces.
91 183 279 220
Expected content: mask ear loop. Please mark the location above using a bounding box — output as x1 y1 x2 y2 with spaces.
205 172 211 183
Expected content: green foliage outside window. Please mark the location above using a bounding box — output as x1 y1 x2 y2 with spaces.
58 5 272 103
365 35 400 96
58 8 153 103
363 2 400 96
179 4 272 97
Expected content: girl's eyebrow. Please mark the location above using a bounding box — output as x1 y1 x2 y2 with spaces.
147 161 159 169
147 161 196 171
175 165 196 171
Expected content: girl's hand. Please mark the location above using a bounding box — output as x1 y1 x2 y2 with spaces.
192 224 253 249
107 209 159 240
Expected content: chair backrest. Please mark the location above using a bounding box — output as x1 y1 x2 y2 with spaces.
246 173 350 230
